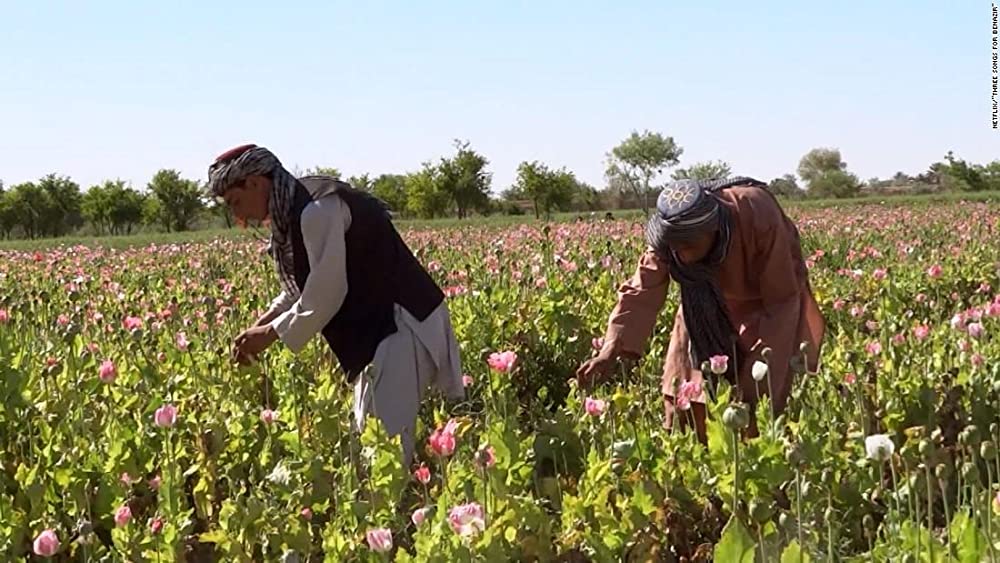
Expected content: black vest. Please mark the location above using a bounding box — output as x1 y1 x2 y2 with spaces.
287 177 445 382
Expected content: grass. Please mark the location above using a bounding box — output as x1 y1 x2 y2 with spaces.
3 191 999 252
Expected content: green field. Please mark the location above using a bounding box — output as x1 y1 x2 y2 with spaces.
2 191 999 252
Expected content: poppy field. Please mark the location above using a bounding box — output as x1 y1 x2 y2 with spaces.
2 199 1000 562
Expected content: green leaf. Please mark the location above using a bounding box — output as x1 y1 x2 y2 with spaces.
781 540 812 563
631 482 656 517
53 466 71 487
198 529 228 544
714 516 756 563
504 527 517 542
950 511 984 563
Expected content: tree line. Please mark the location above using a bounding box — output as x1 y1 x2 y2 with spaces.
1 132 998 240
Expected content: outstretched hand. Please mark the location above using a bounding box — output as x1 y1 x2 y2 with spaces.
575 347 638 388
232 324 278 365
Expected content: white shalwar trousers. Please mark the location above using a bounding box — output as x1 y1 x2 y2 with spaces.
352 301 464 463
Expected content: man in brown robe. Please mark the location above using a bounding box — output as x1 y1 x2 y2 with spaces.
577 177 825 442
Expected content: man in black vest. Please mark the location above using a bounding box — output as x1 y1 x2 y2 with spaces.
207 144 465 463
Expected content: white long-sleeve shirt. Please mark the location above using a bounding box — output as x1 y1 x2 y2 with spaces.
265 194 351 352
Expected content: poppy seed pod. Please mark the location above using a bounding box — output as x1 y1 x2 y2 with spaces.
723 404 750 430
981 441 996 461
919 439 934 458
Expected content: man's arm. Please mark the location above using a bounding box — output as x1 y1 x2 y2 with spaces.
254 292 295 327
602 248 672 358
269 197 350 353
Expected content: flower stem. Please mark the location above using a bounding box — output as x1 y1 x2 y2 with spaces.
796 469 804 563
926 463 934 563
732 429 740 518
939 476 954 563
827 494 835 563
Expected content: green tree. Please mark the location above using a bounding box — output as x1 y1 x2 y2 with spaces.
605 130 683 213
573 181 602 211
348 173 373 192
82 183 113 235
37 174 83 237
405 164 450 219
85 180 146 235
671 160 732 181
147 169 205 232
437 140 492 219
0 184 15 239
936 151 990 192
983 160 1000 191
767 174 806 199
107 182 145 235
797 148 861 198
304 166 341 178
6 182 53 239
512 161 578 219
372 174 408 215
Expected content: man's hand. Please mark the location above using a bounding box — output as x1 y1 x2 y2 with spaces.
232 324 279 365
576 345 638 388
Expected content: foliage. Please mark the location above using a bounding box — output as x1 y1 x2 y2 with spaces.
605 130 683 213
371 174 409 216
37 174 84 237
798 148 862 198
768 175 807 199
303 166 342 178
145 170 205 232
672 160 732 181
934 151 1000 193
82 181 146 236
435 140 492 219
510 161 578 219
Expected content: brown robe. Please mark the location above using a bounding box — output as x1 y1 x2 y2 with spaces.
602 185 826 427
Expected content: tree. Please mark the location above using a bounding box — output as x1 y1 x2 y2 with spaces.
983 160 1000 191
107 182 145 235
797 148 846 185
405 164 450 219
372 174 408 215
936 151 990 192
573 181 602 211
511 161 578 219
37 174 83 237
347 174 373 192
767 175 806 199
671 160 732 181
82 183 113 235
303 166 341 178
437 140 492 219
797 148 861 198
84 180 146 236
0 184 15 239
605 130 682 213
808 169 861 199
146 169 204 232
6 182 53 239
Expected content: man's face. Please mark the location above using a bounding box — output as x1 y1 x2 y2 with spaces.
221 175 270 223
670 230 717 264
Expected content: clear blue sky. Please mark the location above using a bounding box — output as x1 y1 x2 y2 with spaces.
1 1 996 193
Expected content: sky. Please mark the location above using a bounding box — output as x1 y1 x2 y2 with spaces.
1 1 997 194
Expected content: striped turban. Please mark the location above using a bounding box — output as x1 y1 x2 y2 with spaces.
644 176 765 385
